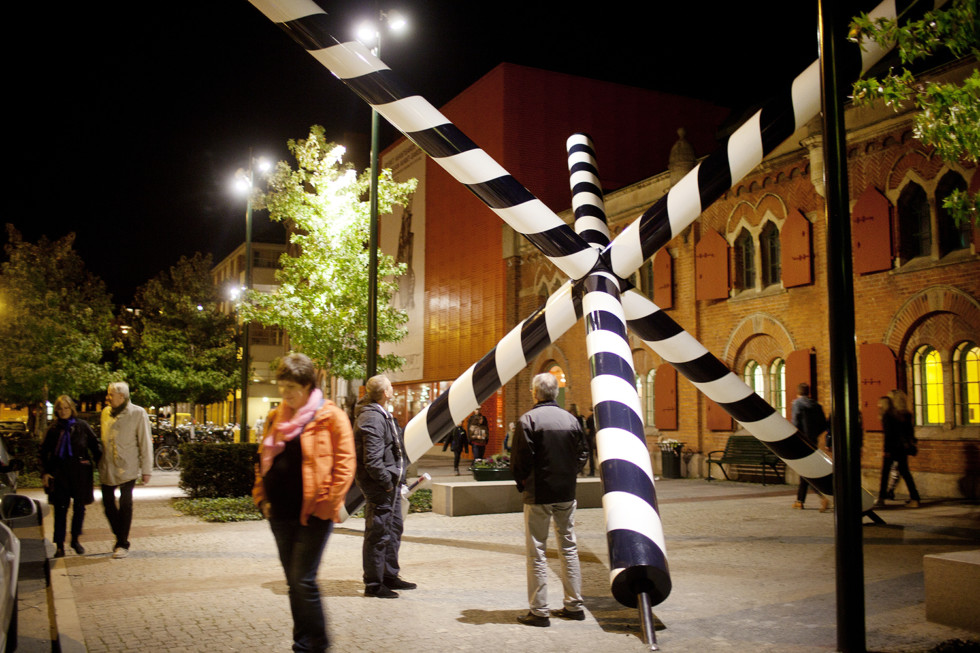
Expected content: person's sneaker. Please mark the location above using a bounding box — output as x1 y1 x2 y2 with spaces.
552 608 586 621
792 501 804 509
384 577 417 590
517 612 550 627
112 547 129 559
364 586 399 599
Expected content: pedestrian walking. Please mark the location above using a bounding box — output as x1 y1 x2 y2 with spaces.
790 382 830 512
511 373 590 627
442 422 469 475
876 390 921 508
41 395 102 558
253 353 356 652
467 407 490 460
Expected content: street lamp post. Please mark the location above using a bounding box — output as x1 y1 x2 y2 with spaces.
358 10 407 379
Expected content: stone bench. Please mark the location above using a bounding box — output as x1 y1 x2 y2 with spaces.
923 549 980 632
432 477 603 516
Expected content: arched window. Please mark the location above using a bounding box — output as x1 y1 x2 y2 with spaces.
912 345 945 425
734 228 755 290
743 360 764 397
898 182 931 261
760 221 781 287
954 341 980 425
936 171 970 255
769 358 786 416
645 369 656 426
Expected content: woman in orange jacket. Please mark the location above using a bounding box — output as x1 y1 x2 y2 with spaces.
253 353 356 653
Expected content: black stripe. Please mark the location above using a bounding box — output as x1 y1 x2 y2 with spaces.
600 458 656 510
343 485 365 516
607 530 672 607
574 204 606 219
343 69 411 108
569 161 599 176
572 181 603 197
626 309 684 342
672 353 731 384
464 176 536 209
586 309 628 340
472 350 503 405
424 395 456 446
407 124 480 159
567 141 596 157
595 399 645 440
759 90 796 155
590 351 635 387
763 430 818 462
717 392 776 424
278 13 336 51
578 229 610 247
637 200 673 261
697 152 733 213
510 223 591 261
519 308 556 367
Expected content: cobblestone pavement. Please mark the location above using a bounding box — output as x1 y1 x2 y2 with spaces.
33 457 980 652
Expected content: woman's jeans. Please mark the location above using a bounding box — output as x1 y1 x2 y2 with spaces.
52 499 86 545
269 516 334 653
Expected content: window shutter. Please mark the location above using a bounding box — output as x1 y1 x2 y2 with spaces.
706 397 733 431
782 210 813 288
852 186 893 275
859 343 897 431
654 365 678 430
696 229 730 300
785 349 816 419
653 249 673 309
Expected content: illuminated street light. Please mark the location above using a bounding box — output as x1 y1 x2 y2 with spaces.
356 9 408 379
232 152 269 442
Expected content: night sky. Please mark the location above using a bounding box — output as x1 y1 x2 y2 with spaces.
7 1 880 304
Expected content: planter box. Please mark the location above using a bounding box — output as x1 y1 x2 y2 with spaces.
472 468 514 482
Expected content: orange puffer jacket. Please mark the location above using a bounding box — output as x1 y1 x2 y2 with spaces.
253 399 356 524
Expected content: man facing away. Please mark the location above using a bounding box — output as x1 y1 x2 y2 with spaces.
353 374 416 598
99 381 153 558
791 382 830 512
511 373 590 627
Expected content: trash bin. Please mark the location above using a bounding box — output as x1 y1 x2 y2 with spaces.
659 442 682 479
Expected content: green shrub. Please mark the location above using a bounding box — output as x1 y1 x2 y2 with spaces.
172 496 262 522
408 488 431 513
179 443 259 498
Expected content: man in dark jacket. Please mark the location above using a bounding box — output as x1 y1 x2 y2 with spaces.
354 374 416 598
791 382 830 512
511 373 589 627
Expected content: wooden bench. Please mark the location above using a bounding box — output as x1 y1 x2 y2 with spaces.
706 435 785 485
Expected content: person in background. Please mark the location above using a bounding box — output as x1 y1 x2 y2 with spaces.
584 410 597 477
354 374 416 598
442 421 469 475
503 421 515 453
511 373 589 627
99 381 153 558
791 382 830 512
876 391 920 508
41 395 102 558
253 353 356 652
467 407 490 460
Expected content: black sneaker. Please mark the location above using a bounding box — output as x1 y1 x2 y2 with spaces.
364 586 399 599
384 577 417 590
552 608 586 621
517 612 550 627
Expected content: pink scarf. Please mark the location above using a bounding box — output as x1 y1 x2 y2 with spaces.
260 388 323 475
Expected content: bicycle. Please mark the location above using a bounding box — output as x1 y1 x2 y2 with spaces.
154 445 180 471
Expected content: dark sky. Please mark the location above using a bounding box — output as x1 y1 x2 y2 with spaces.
7 1 879 304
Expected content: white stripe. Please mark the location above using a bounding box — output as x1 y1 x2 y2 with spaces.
596 428 653 474
566 134 593 149
609 217 645 279
620 290 660 320
567 151 598 168
541 248 599 282
649 330 710 364
403 406 436 462
583 285 625 315
249 0 324 27
727 110 763 184
737 411 798 443
571 191 603 207
861 0 898 74
447 366 478 424
603 491 667 553
436 148 508 185
586 330 634 365
590 375 642 416
574 217 608 235
493 201 572 238
375 96 450 134
494 325 528 387
310 41 387 80
544 283 580 341
784 449 833 479
667 163 703 235
569 169 600 185
792 61 822 132
691 374 753 405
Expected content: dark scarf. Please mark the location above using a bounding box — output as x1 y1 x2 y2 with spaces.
56 417 76 458
110 399 129 418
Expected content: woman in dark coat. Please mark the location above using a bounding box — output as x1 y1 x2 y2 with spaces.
442 423 469 475
875 393 920 508
41 395 102 557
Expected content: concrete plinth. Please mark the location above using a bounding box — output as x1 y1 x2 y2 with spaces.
924 549 980 632
432 476 603 516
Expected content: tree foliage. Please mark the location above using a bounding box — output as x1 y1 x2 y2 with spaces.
0 226 114 414
239 125 417 380
849 0 980 223
123 253 239 408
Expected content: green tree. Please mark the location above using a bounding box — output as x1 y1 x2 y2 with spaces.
123 253 239 414
239 125 417 380
0 226 114 431
850 0 979 223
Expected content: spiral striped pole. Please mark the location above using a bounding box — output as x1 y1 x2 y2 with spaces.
247 0 598 281
339 281 583 520
567 134 611 249
604 0 933 281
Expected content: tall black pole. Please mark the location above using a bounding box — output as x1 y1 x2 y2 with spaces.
818 2 866 651
366 35 381 380
241 152 254 444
